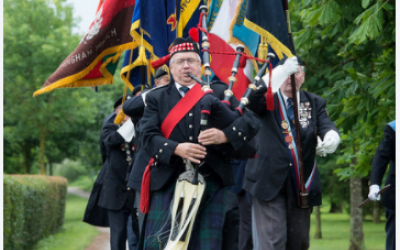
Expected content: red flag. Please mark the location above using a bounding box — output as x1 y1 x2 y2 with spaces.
33 0 136 96
208 33 251 99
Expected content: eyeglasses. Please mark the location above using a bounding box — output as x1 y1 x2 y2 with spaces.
171 58 199 66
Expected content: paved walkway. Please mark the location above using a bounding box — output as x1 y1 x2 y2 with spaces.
67 187 111 250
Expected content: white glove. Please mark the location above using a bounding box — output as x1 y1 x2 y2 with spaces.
262 56 299 93
321 130 340 154
368 184 381 201
315 136 326 157
117 119 135 142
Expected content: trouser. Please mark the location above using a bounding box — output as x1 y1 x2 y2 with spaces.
127 214 138 250
251 179 311 250
108 196 137 250
237 191 253 250
385 207 395 250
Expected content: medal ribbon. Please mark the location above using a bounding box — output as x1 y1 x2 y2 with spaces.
277 91 316 193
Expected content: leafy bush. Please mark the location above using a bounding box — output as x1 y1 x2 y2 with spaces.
4 175 68 250
53 159 89 182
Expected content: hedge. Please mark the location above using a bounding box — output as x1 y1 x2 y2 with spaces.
4 175 68 250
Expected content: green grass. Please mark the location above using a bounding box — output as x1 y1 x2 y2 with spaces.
309 205 386 250
68 175 96 192
33 194 99 250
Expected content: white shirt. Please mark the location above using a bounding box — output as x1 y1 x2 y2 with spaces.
175 82 196 97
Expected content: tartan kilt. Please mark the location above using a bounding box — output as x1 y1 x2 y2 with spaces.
142 174 229 250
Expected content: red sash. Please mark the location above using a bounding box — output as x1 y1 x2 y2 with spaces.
140 83 205 214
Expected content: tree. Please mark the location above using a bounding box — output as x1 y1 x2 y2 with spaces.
291 0 395 249
4 0 99 174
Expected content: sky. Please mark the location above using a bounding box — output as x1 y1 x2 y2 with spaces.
66 0 101 35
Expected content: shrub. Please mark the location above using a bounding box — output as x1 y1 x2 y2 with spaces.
53 159 88 182
3 175 68 250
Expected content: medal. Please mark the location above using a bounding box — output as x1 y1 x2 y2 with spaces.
288 143 294 149
285 135 292 143
281 120 289 130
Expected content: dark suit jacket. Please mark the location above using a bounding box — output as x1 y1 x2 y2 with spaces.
370 122 395 210
83 112 115 227
243 89 338 207
98 123 133 210
135 81 259 191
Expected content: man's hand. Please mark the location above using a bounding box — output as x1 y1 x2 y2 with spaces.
321 130 340 153
315 136 326 157
368 185 381 201
198 128 229 145
174 143 206 164
283 56 300 76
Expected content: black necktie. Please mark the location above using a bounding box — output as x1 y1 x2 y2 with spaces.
287 98 296 141
180 86 189 96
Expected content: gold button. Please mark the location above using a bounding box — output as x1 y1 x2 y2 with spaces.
159 149 163 153
189 136 193 140
233 127 236 131
238 132 242 136
189 124 193 129
244 136 246 141
189 113 193 116
164 143 168 146
127 187 131 191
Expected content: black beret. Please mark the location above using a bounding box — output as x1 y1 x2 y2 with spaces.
154 68 168 79
113 94 132 109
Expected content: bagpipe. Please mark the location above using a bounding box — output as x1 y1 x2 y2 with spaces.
162 5 278 250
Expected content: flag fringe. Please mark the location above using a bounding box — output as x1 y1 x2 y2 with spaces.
33 43 134 97
243 18 293 60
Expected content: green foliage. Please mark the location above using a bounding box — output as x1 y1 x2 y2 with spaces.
53 159 90 182
3 0 127 175
292 0 395 181
33 194 99 250
4 175 68 250
68 174 98 192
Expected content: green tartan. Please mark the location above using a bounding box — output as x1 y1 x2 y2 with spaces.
142 174 229 250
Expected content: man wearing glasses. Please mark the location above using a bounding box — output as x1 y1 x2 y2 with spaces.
135 36 259 250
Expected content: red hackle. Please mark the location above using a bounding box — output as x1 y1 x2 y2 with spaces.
189 28 199 43
151 54 171 69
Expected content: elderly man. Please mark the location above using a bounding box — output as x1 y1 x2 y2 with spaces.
136 36 259 250
244 57 340 250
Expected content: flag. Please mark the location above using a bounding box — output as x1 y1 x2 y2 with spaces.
177 0 202 37
206 0 223 31
208 0 253 99
34 0 136 97
123 0 202 89
244 0 293 60
228 0 259 58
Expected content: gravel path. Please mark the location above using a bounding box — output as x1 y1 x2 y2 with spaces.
67 187 111 250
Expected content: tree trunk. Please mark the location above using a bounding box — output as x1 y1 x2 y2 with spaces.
372 201 380 224
39 129 46 175
314 206 322 239
349 176 366 250
21 141 34 174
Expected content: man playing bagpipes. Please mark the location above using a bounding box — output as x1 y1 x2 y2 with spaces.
136 36 259 250
243 57 340 250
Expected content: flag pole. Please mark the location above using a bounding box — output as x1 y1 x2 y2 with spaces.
281 0 308 208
